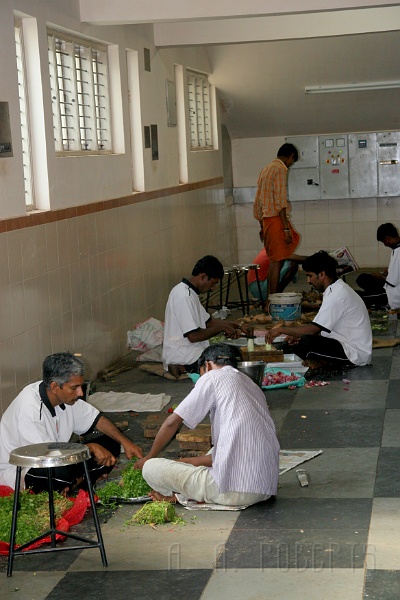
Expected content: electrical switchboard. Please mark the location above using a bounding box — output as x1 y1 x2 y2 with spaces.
286 136 320 201
319 135 349 199
377 132 400 197
348 133 377 198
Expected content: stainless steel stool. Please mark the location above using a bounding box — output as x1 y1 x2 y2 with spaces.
7 442 107 576
230 264 263 315
205 264 263 316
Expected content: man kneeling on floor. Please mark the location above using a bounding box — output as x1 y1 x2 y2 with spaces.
265 251 373 370
134 344 280 508
0 352 143 494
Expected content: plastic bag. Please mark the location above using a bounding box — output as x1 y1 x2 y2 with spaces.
127 318 164 352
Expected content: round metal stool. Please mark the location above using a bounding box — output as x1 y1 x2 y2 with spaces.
7 442 108 576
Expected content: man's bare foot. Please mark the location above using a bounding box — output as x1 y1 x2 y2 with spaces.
302 358 329 370
149 490 176 503
168 364 186 379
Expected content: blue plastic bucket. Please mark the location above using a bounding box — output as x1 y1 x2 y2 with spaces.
268 293 302 322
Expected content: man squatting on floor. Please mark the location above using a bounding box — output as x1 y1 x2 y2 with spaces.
266 251 372 370
135 344 280 508
0 352 143 494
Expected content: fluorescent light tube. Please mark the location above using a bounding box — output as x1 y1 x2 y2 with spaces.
305 81 400 94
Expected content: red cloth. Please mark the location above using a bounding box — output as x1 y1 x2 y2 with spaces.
262 216 299 262
0 488 89 555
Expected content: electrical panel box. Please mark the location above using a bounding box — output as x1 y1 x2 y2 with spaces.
287 136 319 169
287 168 321 201
0 102 13 157
377 131 400 197
348 133 377 198
286 136 320 201
319 135 349 199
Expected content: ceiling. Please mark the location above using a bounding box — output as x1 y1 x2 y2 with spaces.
79 1 400 139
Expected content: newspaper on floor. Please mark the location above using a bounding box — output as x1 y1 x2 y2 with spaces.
87 391 170 412
175 494 249 511
279 449 323 475
175 449 323 511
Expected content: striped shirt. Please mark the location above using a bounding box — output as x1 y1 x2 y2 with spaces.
253 158 289 221
174 366 280 495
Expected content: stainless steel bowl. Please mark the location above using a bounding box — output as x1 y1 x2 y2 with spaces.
237 361 265 387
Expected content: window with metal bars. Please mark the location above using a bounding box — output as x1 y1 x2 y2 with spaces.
48 31 112 154
187 70 213 150
14 21 35 209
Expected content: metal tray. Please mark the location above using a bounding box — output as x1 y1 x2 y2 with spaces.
95 478 151 504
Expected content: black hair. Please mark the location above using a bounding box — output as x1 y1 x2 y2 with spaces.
192 255 224 280
197 343 238 371
377 222 399 242
42 352 84 388
303 251 338 279
277 143 298 162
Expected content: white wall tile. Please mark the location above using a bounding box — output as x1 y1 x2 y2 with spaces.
328 198 353 224
353 198 377 222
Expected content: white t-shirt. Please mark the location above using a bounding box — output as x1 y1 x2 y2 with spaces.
0 382 100 489
313 279 372 366
175 366 280 495
162 280 210 369
384 245 400 309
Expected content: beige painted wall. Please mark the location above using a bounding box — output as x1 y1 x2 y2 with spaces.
0 184 237 415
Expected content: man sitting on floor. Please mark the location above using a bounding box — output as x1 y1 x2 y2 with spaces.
0 352 143 493
135 344 280 508
162 255 249 378
265 251 372 369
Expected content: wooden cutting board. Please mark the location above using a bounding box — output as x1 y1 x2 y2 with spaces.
372 338 400 348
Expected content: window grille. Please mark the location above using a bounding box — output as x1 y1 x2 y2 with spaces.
48 31 112 153
14 22 35 208
187 70 213 150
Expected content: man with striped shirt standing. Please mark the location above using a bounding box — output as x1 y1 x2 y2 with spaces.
134 344 280 508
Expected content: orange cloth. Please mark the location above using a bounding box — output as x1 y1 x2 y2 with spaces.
247 249 269 284
253 158 289 221
263 217 300 262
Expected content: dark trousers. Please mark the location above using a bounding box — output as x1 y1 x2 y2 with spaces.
282 335 351 365
24 435 121 494
356 273 387 308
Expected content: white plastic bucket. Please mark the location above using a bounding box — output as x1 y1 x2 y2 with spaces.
269 293 302 322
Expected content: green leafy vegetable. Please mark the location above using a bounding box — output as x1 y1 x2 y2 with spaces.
127 501 185 526
96 459 151 505
0 491 72 546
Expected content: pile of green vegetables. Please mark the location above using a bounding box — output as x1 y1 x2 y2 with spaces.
127 501 185 527
96 459 151 505
0 491 72 547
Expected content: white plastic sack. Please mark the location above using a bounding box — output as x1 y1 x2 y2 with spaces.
127 317 164 352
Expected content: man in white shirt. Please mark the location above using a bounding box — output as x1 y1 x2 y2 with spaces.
266 251 372 369
0 352 142 493
356 223 400 309
162 255 248 378
135 344 280 507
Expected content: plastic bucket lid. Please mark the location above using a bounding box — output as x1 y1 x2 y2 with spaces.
268 293 302 304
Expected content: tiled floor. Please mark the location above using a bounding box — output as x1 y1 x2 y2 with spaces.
1 280 400 599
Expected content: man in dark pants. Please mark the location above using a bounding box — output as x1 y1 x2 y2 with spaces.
162 255 249 378
356 222 400 309
0 352 143 493
265 251 372 369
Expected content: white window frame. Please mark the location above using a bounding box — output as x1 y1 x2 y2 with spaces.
187 70 213 150
15 19 35 209
47 30 112 155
